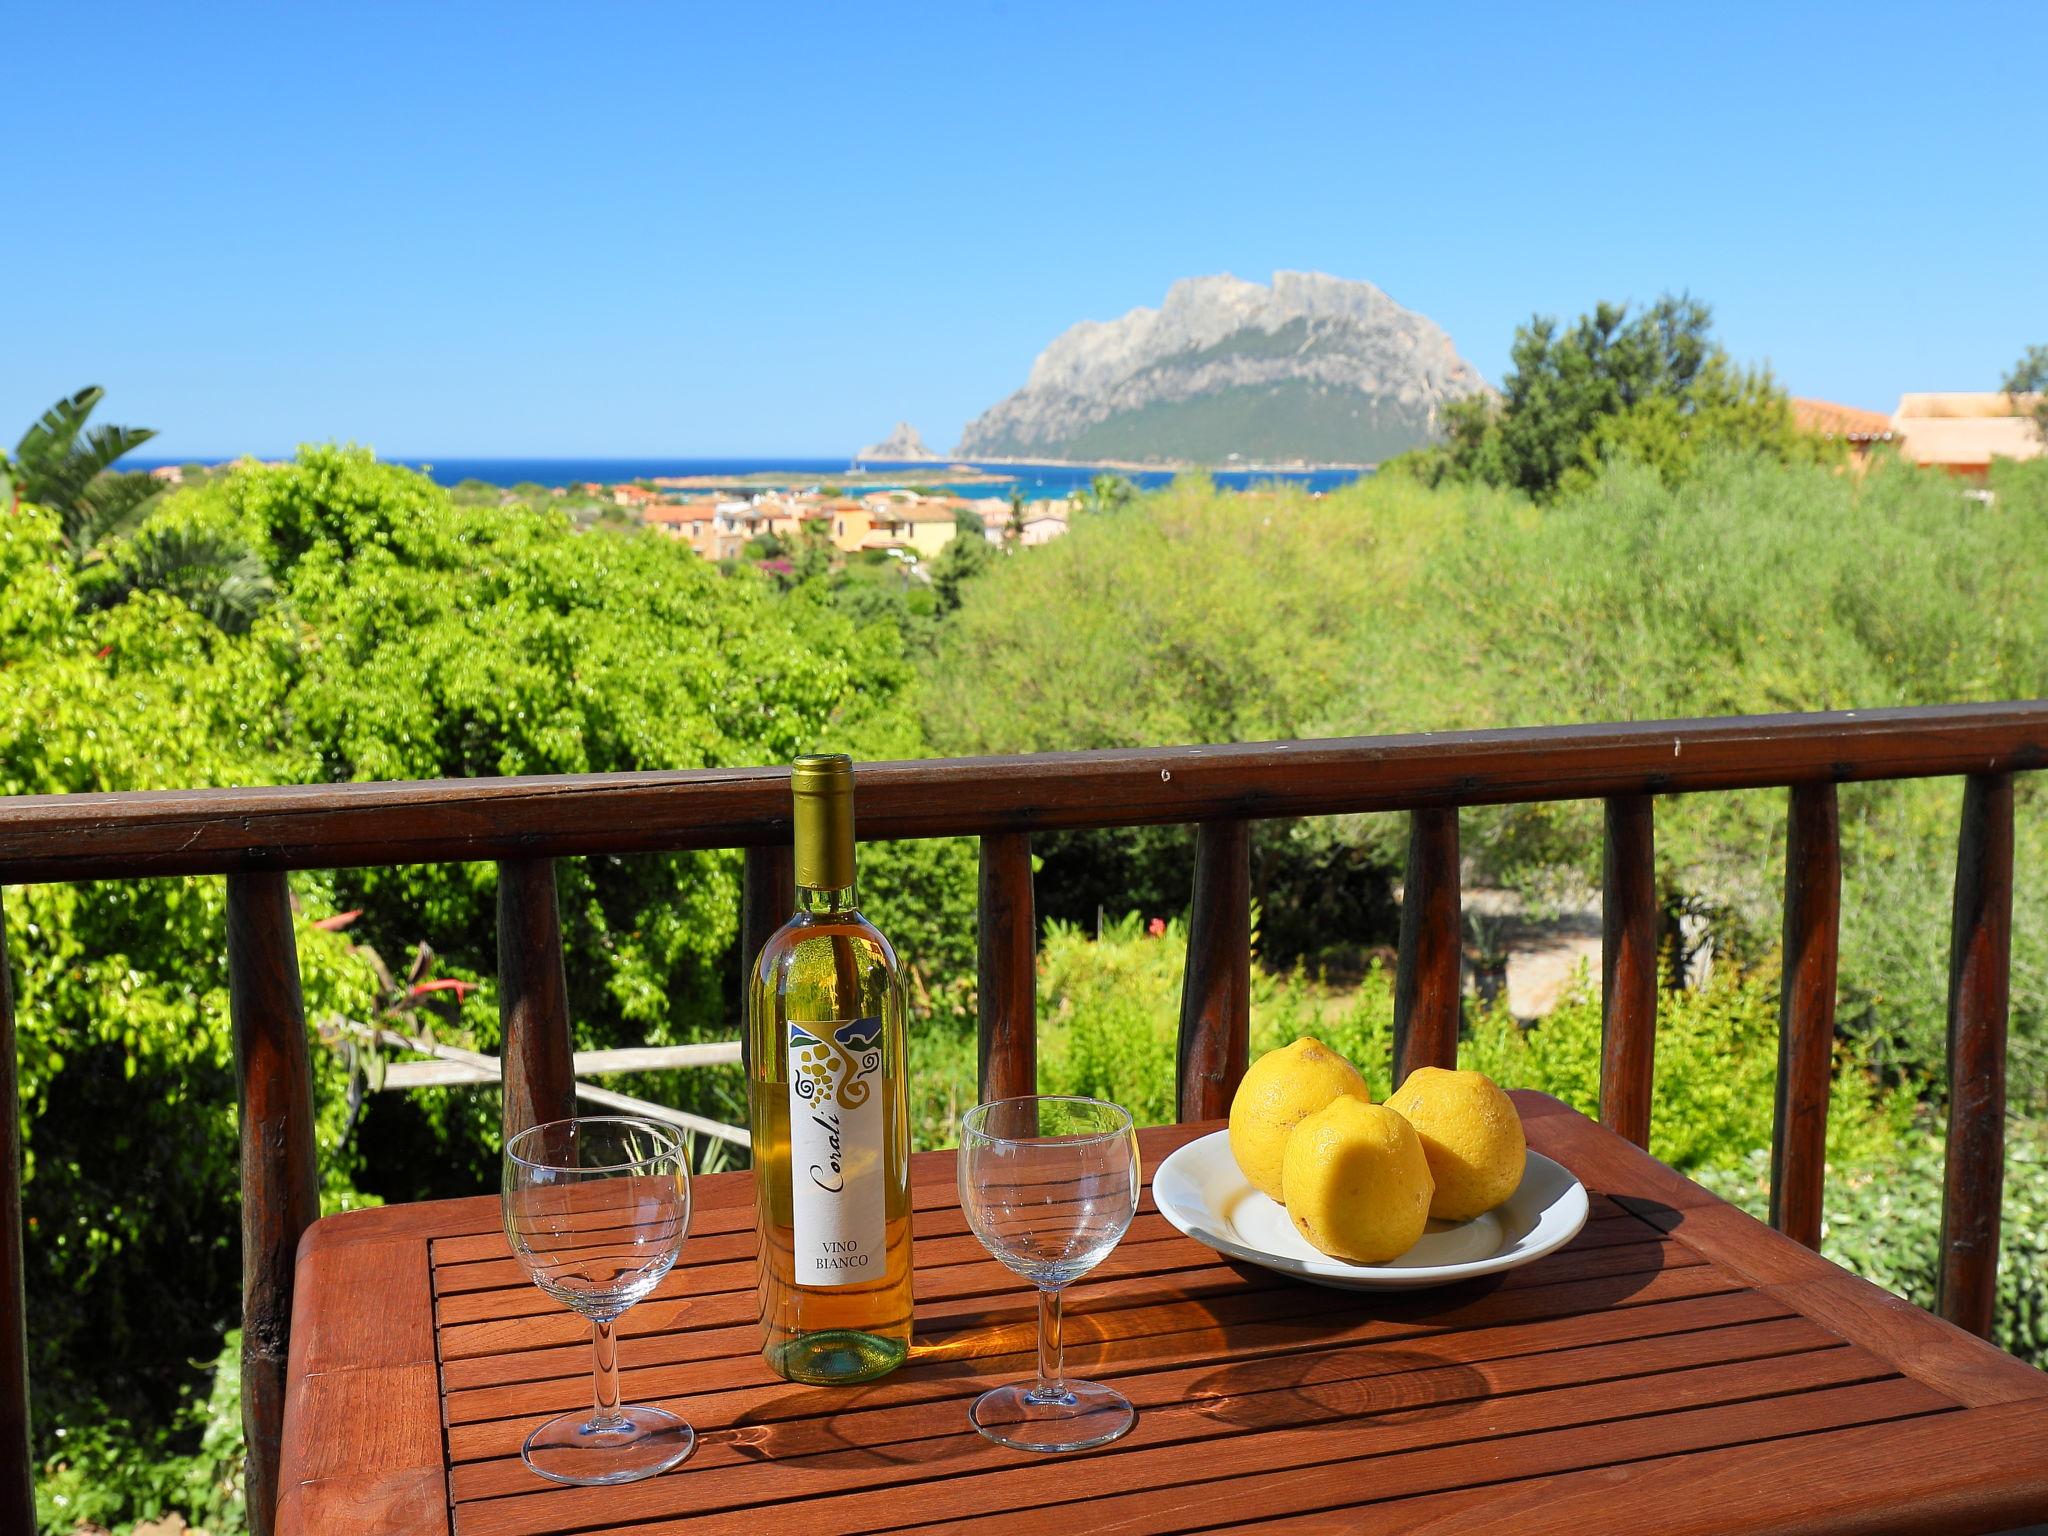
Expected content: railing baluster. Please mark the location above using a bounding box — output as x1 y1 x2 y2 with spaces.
0 892 32 1534
1939 773 2014 1338
1601 795 1659 1149
496 858 576 1140
225 872 319 1536
1771 783 1841 1248
1178 819 1251 1122
1393 808 1462 1088
977 833 1037 1102
740 845 795 1076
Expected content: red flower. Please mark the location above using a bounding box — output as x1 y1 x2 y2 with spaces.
409 978 479 1000
1147 917 1166 938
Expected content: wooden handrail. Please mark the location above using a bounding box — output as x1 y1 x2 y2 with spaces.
0 703 2041 884
1 701 2043 1530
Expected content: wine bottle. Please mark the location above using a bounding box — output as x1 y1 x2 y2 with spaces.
747 753 914 1383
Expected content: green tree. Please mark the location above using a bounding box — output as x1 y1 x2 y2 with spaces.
8 390 280 633
928 521 993 613
1083 473 1138 515
1414 295 1819 499
2004 344 2048 443
76 525 280 635
10 386 163 562
7 446 982 1531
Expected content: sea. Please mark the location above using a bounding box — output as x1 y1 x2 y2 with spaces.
134 456 1371 499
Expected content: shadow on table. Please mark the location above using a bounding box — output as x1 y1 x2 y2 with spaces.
1181 1343 1488 1431
1159 1250 1683 1430
722 1387 987 1468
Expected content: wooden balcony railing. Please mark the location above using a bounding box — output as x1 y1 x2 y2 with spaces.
1 701 2042 1531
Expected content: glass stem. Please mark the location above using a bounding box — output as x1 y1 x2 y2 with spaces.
1031 1285 1066 1401
591 1318 625 1426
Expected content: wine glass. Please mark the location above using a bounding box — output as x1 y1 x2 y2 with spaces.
957 1095 1141 1452
502 1116 694 1485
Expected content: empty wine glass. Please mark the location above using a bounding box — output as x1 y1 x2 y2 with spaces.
502 1116 694 1485
957 1095 1141 1452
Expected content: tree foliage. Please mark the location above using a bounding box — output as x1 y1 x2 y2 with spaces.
2005 343 2048 442
1394 294 1829 498
6 447 975 1530
923 452 2048 1104
9 386 163 562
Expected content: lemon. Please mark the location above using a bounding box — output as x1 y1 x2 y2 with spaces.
1280 1097 1434 1264
1384 1066 1526 1222
1227 1036 1372 1202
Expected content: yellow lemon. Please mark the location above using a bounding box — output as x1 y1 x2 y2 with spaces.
1384 1066 1527 1222
1227 1037 1372 1202
1280 1097 1434 1264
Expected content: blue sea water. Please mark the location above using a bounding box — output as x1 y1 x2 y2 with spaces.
135 455 1370 499
403 457 1374 498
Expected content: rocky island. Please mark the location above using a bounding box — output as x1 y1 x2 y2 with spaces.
955 271 1492 466
856 421 940 461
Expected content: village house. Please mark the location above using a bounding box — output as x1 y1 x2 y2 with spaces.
984 497 1073 547
1891 392 2044 476
1791 398 1896 472
853 493 963 559
826 498 876 553
641 500 721 559
897 503 963 558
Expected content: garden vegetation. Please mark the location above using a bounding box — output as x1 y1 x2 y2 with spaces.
9 309 2048 1530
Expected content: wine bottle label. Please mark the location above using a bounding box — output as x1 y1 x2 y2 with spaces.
786 1017 887 1287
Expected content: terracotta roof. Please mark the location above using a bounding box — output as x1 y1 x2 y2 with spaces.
1791 398 1893 440
643 504 715 524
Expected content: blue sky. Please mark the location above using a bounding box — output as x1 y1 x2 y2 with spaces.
6 1 2045 457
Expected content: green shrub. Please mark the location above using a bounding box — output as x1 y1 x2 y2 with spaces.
1698 1124 2048 1367
35 1329 244 1536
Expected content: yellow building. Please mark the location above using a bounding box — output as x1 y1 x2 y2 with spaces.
898 504 962 558
825 499 875 553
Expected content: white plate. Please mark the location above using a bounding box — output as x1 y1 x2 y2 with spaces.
1152 1130 1589 1290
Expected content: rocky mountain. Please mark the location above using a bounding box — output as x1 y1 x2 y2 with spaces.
955 272 1491 465
856 421 940 461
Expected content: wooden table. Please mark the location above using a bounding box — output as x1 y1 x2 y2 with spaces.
277 1092 2048 1534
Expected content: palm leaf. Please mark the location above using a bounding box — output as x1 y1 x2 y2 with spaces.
67 473 163 560
81 422 158 474
13 386 102 471
79 525 280 635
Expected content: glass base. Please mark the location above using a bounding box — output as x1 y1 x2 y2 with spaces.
521 1403 695 1486
969 1379 1135 1453
768 1328 909 1385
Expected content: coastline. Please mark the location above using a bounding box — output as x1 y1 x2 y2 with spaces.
860 453 1380 474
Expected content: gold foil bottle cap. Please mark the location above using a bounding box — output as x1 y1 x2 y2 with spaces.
791 753 856 891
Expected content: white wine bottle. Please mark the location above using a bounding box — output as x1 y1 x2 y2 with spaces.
748 753 914 1383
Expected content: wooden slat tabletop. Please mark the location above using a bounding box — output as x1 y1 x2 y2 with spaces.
276 1092 2048 1535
